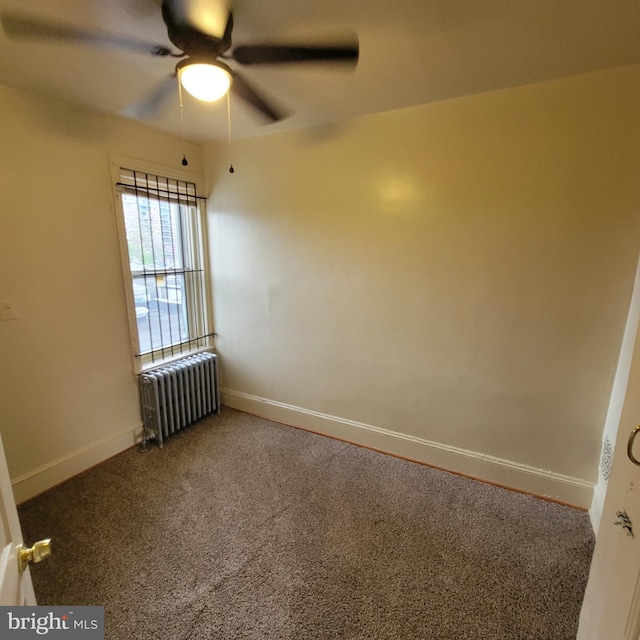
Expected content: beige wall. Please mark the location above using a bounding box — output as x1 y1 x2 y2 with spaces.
205 64 640 503
2 62 639 507
0 84 202 501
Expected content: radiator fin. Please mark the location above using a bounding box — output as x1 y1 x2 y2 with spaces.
139 352 220 447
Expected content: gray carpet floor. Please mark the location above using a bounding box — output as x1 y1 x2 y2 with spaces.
18 408 594 639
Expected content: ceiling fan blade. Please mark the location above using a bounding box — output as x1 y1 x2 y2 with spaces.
220 10 233 50
0 12 174 56
232 42 358 66
122 74 177 119
230 72 288 123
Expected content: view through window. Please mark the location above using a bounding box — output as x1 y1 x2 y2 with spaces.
117 167 211 367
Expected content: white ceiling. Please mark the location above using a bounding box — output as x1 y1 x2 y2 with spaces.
1 0 640 143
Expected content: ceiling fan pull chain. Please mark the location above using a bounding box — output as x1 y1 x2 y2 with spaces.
227 92 234 174
178 76 188 166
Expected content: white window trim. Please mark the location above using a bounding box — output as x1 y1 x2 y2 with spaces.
109 154 214 373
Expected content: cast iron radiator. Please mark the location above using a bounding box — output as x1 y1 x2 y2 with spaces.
138 352 220 448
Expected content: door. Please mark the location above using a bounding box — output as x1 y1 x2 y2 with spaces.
578 273 640 638
0 435 36 605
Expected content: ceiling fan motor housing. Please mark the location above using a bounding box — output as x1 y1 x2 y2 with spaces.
161 0 233 58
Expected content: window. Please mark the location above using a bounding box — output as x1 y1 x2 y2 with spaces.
112 160 212 370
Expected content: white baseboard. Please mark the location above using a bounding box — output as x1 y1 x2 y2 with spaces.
222 388 594 509
11 426 140 505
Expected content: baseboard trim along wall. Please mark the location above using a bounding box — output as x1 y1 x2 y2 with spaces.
11 393 595 510
11 426 140 505
222 388 594 509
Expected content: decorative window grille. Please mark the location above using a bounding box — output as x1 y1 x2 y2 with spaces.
114 166 213 369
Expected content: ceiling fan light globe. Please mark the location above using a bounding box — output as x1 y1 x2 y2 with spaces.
180 63 231 102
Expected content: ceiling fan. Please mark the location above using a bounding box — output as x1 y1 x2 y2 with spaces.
0 0 359 123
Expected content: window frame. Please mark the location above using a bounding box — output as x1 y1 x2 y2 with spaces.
110 155 213 373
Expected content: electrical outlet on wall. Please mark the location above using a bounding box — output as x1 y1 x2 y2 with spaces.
0 299 20 321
